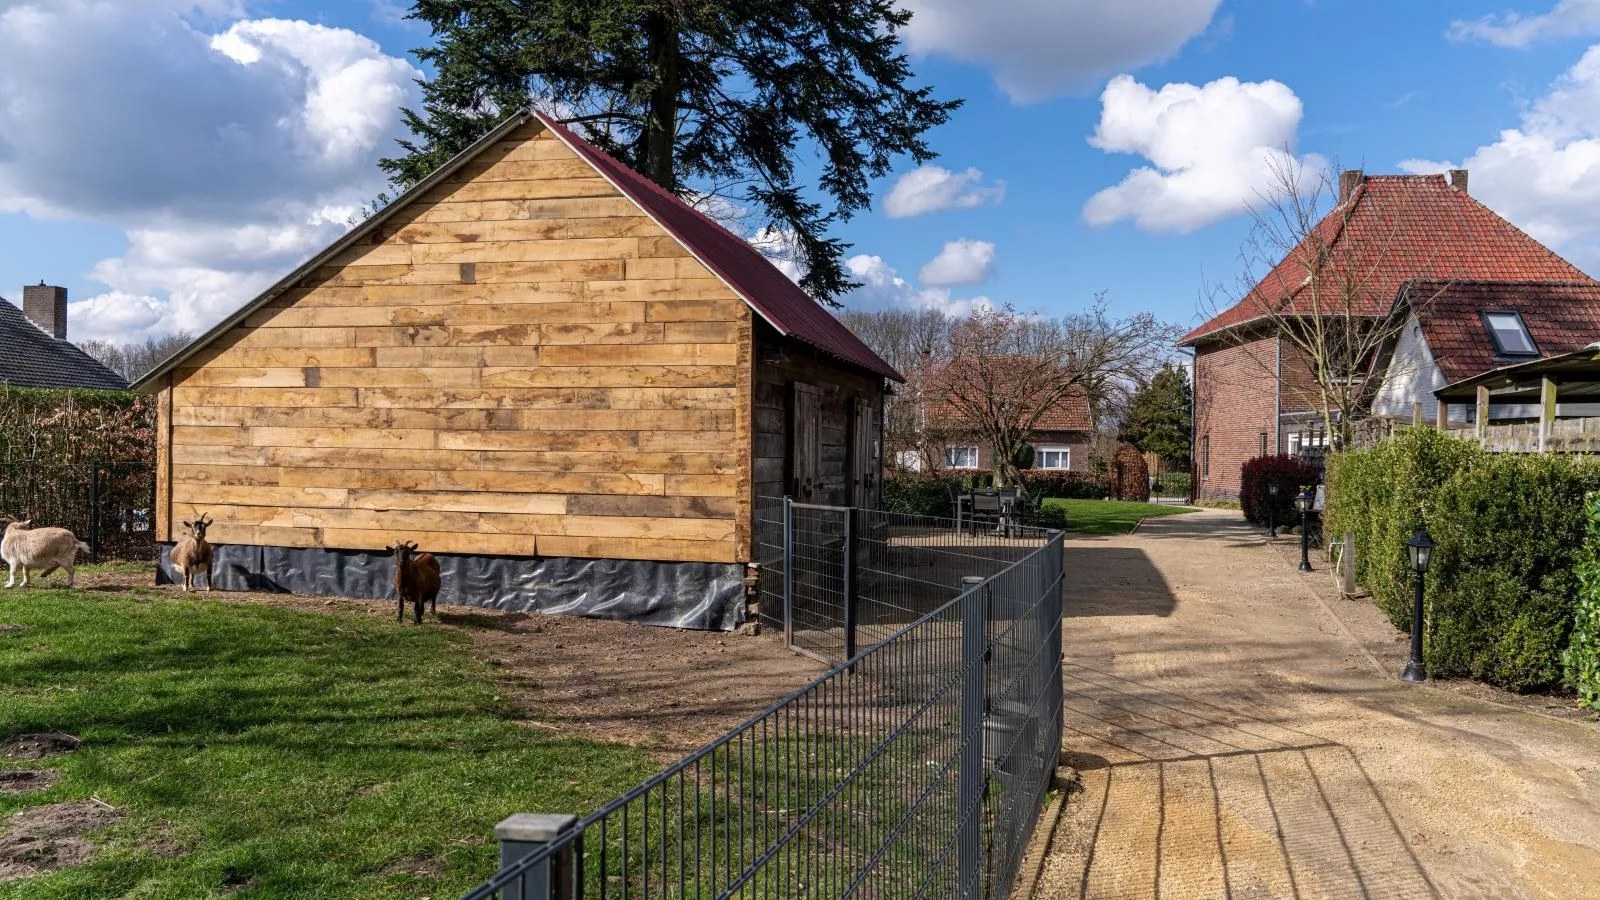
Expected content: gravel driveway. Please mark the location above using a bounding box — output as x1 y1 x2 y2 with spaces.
1035 508 1600 899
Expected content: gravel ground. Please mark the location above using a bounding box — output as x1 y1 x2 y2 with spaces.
1034 508 1600 899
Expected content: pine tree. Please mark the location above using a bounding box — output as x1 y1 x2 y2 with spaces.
1120 364 1192 467
386 0 961 304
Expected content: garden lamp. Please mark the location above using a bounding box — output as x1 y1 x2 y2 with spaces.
1295 487 1313 572
1267 481 1279 537
1401 528 1436 683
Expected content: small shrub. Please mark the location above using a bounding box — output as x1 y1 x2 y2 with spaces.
1565 493 1600 708
882 474 956 518
1027 504 1071 530
1020 471 1110 500
1110 442 1151 502
1239 455 1319 527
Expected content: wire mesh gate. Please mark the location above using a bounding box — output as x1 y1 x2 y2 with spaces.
0 461 156 561
754 498 1052 665
464 503 1064 900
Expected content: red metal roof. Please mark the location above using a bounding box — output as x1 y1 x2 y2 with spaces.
1181 174 1594 346
1407 279 1600 383
536 112 902 382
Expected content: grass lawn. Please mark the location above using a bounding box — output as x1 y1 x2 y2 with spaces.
1042 498 1197 535
0 576 658 898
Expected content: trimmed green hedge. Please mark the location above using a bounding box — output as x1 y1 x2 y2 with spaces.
1566 494 1600 708
1327 429 1600 692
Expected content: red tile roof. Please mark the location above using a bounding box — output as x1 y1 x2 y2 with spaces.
922 362 1093 431
1407 280 1600 383
536 112 902 382
1181 174 1594 346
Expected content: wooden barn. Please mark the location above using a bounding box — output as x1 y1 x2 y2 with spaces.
133 110 901 629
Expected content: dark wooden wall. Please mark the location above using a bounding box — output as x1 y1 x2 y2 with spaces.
751 322 886 510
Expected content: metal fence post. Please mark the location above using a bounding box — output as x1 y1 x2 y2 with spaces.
959 574 987 899
843 507 858 662
782 497 795 650
495 813 576 900
88 466 100 564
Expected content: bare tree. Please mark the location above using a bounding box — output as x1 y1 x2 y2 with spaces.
837 308 954 471
77 333 195 384
929 301 1178 487
1203 157 1441 449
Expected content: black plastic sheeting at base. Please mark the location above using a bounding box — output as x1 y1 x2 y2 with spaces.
156 543 747 631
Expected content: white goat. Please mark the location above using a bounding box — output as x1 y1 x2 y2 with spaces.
2 519 90 588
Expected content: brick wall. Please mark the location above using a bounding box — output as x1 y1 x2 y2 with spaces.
1193 335 1279 501
938 429 1091 473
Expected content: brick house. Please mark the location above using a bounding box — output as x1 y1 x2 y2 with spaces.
1181 169 1597 501
898 379 1093 474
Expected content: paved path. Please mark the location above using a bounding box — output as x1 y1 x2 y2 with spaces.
1036 509 1600 899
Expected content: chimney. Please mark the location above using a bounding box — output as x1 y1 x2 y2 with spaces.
1449 168 1469 193
22 283 67 339
1338 169 1365 205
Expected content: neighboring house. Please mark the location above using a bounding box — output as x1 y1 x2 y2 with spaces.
132 109 900 630
1372 280 1600 424
0 284 127 391
1181 168 1597 501
901 380 1092 474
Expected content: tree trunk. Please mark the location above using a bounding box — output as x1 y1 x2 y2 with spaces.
644 7 680 191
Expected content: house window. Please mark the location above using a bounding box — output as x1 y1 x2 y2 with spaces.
1482 311 1538 356
944 445 979 469
1035 446 1071 470
896 450 924 472
1201 436 1210 479
1259 432 1268 456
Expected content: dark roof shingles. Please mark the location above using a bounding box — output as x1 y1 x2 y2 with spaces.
1409 280 1600 383
0 300 127 390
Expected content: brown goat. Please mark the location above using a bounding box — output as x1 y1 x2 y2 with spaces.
388 540 440 624
171 513 214 592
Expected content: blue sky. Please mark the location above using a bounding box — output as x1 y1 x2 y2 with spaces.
5 0 1600 343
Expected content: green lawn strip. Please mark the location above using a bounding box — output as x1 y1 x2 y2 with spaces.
1041 499 1197 535
0 588 658 898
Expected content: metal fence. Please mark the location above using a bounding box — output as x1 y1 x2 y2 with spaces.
0 461 156 561
754 498 1052 665
464 505 1065 900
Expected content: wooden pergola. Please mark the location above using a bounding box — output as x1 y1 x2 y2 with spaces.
1434 343 1600 452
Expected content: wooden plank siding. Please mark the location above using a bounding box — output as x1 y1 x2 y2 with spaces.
164 121 750 564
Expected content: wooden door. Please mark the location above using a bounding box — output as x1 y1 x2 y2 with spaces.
792 383 822 502
850 397 878 509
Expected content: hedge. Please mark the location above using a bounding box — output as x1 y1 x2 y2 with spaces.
883 470 1111 518
1426 453 1600 691
1565 494 1600 708
1326 428 1600 692
1240 454 1320 527
1324 429 1482 630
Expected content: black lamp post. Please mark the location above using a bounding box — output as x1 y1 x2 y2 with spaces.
1400 528 1436 683
1294 487 1313 572
1267 481 1279 537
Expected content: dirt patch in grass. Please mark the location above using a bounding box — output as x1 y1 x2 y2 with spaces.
380 854 445 879
0 800 123 882
0 624 28 636
81 569 826 754
0 732 79 761
0 769 58 795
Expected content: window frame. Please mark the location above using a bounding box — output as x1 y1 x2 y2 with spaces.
944 444 980 470
1034 445 1072 470
1480 310 1539 358
1201 435 1210 479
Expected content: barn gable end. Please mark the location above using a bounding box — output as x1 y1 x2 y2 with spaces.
158 120 753 567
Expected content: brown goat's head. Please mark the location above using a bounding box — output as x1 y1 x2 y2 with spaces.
386 540 420 568
183 513 213 542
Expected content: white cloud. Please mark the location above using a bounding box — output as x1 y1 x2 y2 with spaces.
1449 1 1600 47
750 227 808 284
845 255 990 318
0 1 420 343
918 239 996 286
1082 74 1327 233
1398 43 1600 266
899 0 1222 102
883 165 1005 218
